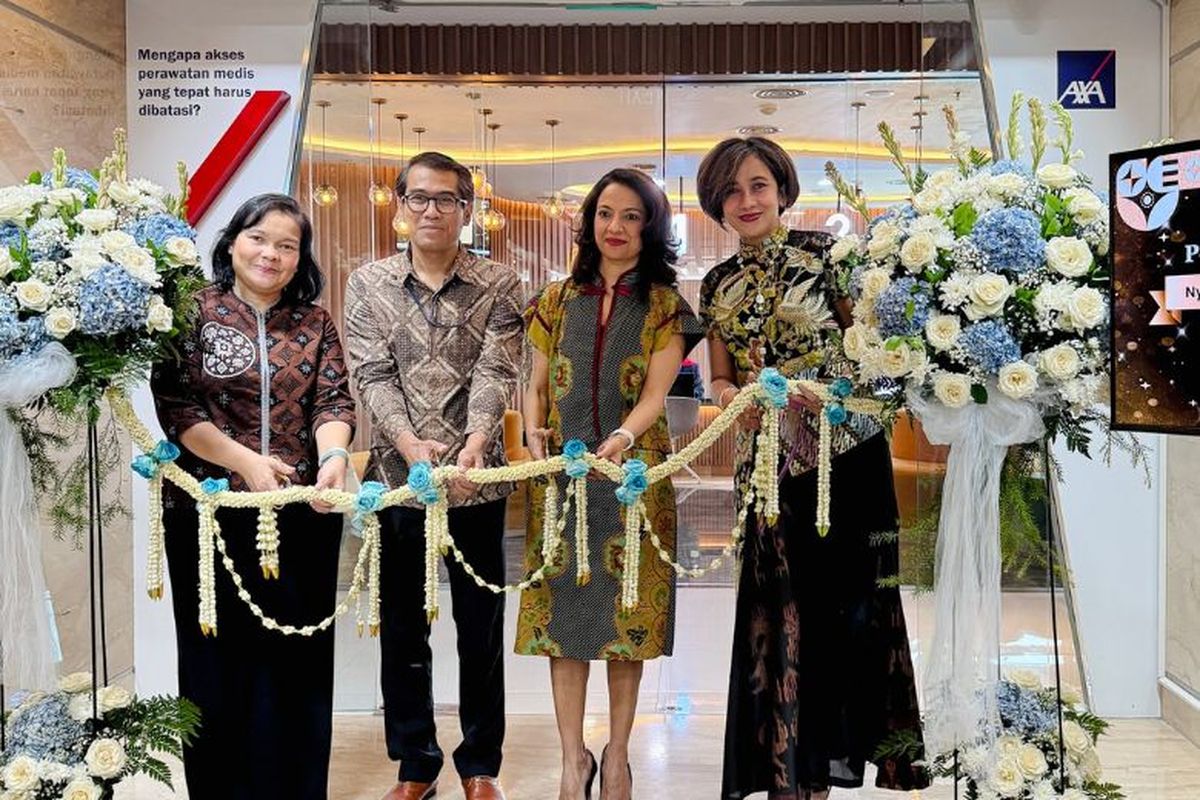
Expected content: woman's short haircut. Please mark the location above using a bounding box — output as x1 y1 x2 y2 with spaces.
695 136 799 225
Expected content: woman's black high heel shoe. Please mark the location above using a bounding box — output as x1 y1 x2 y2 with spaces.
583 749 598 799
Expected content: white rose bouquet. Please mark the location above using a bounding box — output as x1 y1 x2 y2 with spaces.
918 675 1124 799
0 129 205 415
827 94 1110 451
0 675 200 798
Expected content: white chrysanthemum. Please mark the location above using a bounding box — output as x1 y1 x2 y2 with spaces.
130 178 167 199
1030 780 1057 800
900 231 938 272
1037 162 1078 189
1045 236 1093 278
965 273 1013 320
1038 344 1081 381
1062 286 1106 331
14 278 52 312
68 693 94 722
1061 789 1087 800
85 738 127 780
925 169 962 192
1061 375 1101 408
1034 280 1075 317
998 361 1039 400
939 271 975 309
909 214 955 248
925 314 962 351
932 371 972 408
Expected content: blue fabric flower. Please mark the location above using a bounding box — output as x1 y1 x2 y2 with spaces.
758 368 790 408
615 459 650 507
41 167 99 194
352 480 387 529
124 213 196 249
131 455 158 479
562 438 590 479
152 440 181 462
199 477 229 494
825 404 848 426
874 277 932 338
829 377 854 399
406 463 441 505
78 262 151 335
959 320 1022 374
970 207 1046 273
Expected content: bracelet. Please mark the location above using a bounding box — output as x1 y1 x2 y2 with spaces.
318 447 350 468
609 427 636 452
718 385 739 409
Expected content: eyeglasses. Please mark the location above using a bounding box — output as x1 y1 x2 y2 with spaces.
402 193 468 213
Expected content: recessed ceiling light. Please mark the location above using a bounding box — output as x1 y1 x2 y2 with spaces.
863 89 895 98
754 87 808 100
737 125 781 136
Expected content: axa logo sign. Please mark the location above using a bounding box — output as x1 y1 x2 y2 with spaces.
1057 50 1116 109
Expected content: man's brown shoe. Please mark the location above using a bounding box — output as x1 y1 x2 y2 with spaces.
462 775 505 800
380 780 437 800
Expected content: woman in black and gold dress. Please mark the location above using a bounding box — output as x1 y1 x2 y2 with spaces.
695 137 929 799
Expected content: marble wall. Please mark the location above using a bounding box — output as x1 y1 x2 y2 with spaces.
1166 0 1200 746
0 0 132 686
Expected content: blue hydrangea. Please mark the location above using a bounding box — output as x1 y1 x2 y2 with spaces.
78 262 151 335
0 222 23 252
27 217 68 261
869 202 917 232
959 320 1021 374
3 692 90 764
124 214 196 249
970 208 1045 273
988 159 1034 179
997 681 1057 737
41 167 99 194
0 311 47 362
873 277 932 338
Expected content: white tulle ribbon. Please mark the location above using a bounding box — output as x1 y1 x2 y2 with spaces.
908 386 1045 757
0 342 77 691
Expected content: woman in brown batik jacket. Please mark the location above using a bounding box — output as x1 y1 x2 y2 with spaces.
151 194 355 800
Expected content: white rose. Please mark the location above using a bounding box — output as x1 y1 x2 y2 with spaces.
1063 286 1106 331
995 734 1023 759
1080 747 1102 780
1008 668 1043 691
96 684 133 713
85 738 127 779
146 297 174 333
842 324 869 361
0 185 41 223
1037 162 1078 189
859 267 893 300
1038 344 1081 381
899 231 938 272
60 777 102 800
988 172 1028 198
58 671 93 690
998 361 1039 400
1062 720 1093 759
1045 237 1093 278
933 371 972 408
988 756 1025 797
913 185 952 215
44 307 78 339
65 250 108 278
878 340 916 378
74 208 117 233
2 755 39 791
112 245 161 286
1060 684 1084 706
1015 744 1048 780
98 230 135 255
164 236 199 265
867 221 903 260
14 278 52 312
105 181 141 206
0 247 15 278
966 273 1013 320
1064 188 1106 224
45 186 84 207
925 314 961 351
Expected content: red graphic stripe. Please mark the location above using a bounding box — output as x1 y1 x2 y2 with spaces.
1089 50 1115 82
187 90 291 226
